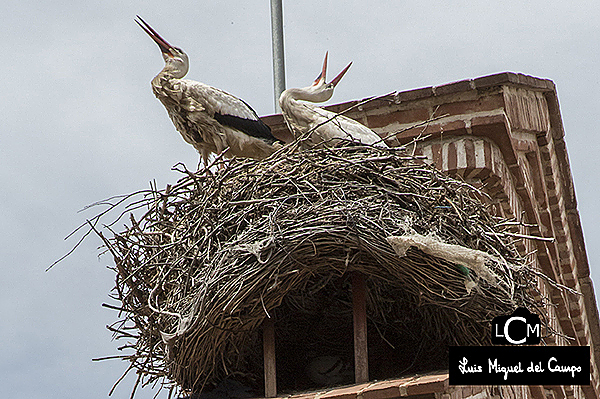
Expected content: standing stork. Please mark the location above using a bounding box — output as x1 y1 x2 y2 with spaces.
279 53 388 149
135 16 280 163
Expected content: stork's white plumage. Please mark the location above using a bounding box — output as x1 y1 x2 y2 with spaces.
279 53 388 149
136 16 280 163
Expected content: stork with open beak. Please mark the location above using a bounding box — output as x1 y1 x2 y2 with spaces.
279 53 387 149
135 16 280 164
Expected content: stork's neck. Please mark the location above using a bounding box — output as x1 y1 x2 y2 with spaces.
279 87 336 123
279 88 299 112
158 62 188 79
280 87 332 105
151 64 186 94
151 66 186 102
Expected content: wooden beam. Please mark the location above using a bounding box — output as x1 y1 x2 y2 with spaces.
263 317 277 398
352 272 369 383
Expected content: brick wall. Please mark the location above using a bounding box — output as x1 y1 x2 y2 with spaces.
261 72 599 399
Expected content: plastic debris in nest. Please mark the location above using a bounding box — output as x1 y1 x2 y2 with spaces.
386 233 507 294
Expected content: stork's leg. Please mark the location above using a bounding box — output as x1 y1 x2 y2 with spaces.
196 149 213 175
215 148 231 171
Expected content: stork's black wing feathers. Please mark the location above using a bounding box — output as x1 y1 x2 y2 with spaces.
183 80 279 144
214 112 277 144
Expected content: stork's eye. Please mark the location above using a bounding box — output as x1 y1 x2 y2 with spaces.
173 46 183 53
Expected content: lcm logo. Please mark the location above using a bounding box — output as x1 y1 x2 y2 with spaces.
491 307 541 345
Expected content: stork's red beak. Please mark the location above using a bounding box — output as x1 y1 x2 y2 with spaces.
330 61 352 87
313 52 329 85
313 52 352 87
135 15 172 55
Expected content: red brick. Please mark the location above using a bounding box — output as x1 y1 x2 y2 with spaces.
286 392 319 399
319 382 372 399
396 86 435 102
471 72 555 92
436 95 504 116
434 79 474 96
261 114 285 125
447 141 457 171
324 101 361 114
516 74 555 91
362 380 404 399
439 120 468 134
405 373 449 396
473 72 520 89
393 120 468 144
366 108 430 128
463 138 476 176
359 96 398 112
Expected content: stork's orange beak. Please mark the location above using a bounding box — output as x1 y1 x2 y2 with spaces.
330 61 352 87
313 52 329 85
313 52 352 87
135 15 172 55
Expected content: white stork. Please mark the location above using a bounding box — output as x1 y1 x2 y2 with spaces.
135 16 280 163
279 53 388 149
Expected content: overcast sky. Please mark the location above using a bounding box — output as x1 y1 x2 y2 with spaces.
2 1 599 398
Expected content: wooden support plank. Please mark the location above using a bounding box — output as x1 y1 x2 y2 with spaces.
352 272 369 383
263 317 277 398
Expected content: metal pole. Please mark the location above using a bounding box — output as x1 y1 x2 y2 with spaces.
270 0 286 112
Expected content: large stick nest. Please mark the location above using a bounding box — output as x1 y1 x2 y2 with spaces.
94 144 546 396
